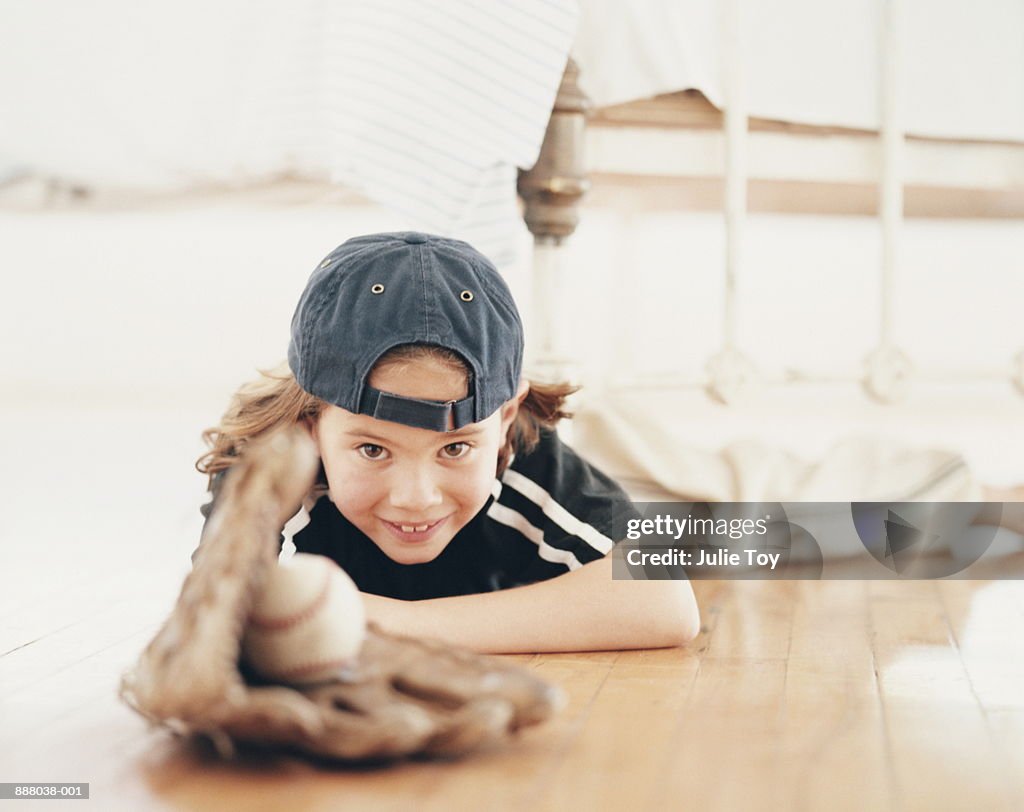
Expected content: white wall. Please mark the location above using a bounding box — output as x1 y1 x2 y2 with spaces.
0 185 529 411
2 180 1022 485
559 207 1024 383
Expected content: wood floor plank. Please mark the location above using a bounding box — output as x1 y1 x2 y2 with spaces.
868 581 1018 811
648 656 790 810
937 580 1024 711
703 580 796 661
6 539 1024 811
0 590 176 698
986 710 1024 811
776 580 893 811
528 654 700 811
412 652 623 811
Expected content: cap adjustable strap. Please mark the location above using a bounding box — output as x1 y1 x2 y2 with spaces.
358 386 476 432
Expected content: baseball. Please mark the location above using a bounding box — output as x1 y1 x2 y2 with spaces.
242 553 366 685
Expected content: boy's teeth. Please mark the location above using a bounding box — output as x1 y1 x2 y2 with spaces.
400 523 430 532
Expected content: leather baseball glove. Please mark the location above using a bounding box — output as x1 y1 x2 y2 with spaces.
120 425 564 761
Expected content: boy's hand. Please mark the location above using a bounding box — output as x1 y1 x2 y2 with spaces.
120 425 562 761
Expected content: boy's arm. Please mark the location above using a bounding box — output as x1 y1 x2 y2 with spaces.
361 555 700 654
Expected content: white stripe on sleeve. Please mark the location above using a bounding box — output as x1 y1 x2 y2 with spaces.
500 469 616 556
486 501 584 571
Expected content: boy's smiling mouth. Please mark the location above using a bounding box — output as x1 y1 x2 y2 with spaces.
380 516 449 543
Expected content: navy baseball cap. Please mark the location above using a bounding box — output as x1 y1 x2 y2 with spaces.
288 232 524 432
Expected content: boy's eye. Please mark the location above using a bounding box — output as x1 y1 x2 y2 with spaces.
441 442 470 459
357 444 387 460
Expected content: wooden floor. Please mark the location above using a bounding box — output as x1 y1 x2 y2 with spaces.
4 570 1024 811
3 406 1024 811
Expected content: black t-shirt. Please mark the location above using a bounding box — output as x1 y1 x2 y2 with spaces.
200 428 639 601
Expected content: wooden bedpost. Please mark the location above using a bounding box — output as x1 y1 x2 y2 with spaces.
517 58 591 384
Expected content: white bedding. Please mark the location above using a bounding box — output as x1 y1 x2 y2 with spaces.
2 0 1021 268
6 0 1020 199
0 0 577 265
573 0 1024 142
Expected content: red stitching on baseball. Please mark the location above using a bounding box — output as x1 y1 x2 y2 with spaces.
248 564 332 632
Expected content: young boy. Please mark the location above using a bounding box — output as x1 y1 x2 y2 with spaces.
197 232 700 653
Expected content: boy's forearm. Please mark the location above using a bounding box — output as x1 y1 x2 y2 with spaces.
362 556 701 654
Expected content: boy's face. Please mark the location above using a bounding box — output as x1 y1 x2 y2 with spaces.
313 358 524 565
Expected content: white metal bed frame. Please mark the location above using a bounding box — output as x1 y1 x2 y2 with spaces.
518 0 1024 405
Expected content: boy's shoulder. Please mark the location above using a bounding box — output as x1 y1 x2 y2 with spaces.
506 426 578 482
509 426 612 477
502 427 637 523
483 426 641 580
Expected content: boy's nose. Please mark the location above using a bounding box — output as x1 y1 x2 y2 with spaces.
388 467 444 512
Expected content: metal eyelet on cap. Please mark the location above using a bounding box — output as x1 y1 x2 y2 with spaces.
460 290 474 302
371 283 385 294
